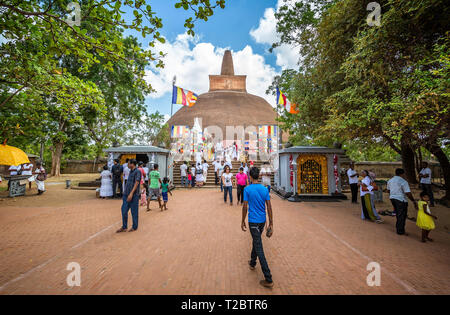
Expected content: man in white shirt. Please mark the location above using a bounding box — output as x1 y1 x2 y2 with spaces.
213 159 220 185
180 161 188 187
419 162 434 206
202 160 209 182
347 162 359 204
143 163 150 195
21 162 34 190
218 160 225 192
8 165 19 176
387 168 418 235
260 162 272 193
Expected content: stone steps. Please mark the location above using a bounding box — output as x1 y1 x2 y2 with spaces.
171 160 274 187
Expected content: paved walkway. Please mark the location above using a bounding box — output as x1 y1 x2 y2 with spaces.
0 186 449 294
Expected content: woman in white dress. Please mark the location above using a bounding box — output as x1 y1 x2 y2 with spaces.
34 162 46 195
100 165 113 198
195 162 204 187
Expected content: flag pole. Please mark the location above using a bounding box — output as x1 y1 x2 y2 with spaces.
171 75 176 118
276 86 280 149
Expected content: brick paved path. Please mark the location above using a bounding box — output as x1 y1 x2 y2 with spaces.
0 187 449 294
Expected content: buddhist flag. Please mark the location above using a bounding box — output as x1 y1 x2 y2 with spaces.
276 88 299 114
172 85 198 107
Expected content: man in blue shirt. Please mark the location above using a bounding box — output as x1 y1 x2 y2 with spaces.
117 159 141 233
241 167 274 288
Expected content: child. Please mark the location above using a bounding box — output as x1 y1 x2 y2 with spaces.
140 185 147 206
416 191 437 243
187 173 192 189
161 177 172 210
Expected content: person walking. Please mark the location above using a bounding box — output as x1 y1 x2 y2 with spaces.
34 162 47 195
222 165 234 205
419 162 435 206
161 177 172 210
21 162 33 190
236 167 249 206
195 162 204 187
218 160 225 192
190 163 196 188
241 166 274 288
111 159 123 198
213 159 220 185
117 159 141 233
347 162 359 204
122 158 130 187
143 163 150 195
100 165 113 198
180 161 188 188
260 162 272 193
147 163 163 211
7 164 20 191
387 168 418 236
202 159 209 184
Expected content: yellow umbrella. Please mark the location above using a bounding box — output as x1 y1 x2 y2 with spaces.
0 144 30 166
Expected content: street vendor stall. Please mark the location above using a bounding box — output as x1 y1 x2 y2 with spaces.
0 142 32 197
3 175 31 197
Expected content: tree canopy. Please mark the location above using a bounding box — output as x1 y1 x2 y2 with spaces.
269 0 449 200
1 0 226 175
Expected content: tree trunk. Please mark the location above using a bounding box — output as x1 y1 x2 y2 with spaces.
51 141 64 177
400 137 418 184
425 142 450 203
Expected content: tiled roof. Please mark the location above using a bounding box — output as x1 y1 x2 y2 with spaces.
104 146 169 154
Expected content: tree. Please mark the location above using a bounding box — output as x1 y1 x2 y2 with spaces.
43 73 105 176
269 0 450 201
1 0 226 175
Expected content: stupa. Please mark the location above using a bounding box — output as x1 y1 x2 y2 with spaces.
167 50 278 138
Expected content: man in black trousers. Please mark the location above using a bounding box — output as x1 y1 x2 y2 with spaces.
347 162 359 203
387 168 418 235
111 159 123 198
241 167 274 288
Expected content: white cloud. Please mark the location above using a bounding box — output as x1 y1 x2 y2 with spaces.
163 114 170 123
249 2 300 69
249 8 278 45
145 33 279 105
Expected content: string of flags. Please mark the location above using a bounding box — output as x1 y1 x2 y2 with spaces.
276 87 299 114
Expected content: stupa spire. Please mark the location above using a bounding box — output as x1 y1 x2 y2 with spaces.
220 50 235 76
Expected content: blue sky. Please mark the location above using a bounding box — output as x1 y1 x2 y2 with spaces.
123 0 298 120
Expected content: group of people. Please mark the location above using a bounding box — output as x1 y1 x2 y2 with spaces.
98 159 172 232
347 161 437 242
179 160 211 188
178 158 273 205
4 162 47 195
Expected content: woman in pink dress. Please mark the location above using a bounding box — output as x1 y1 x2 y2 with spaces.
235 167 249 206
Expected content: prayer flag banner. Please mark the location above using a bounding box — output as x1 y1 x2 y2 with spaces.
172 85 198 107
171 125 190 138
276 88 299 114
